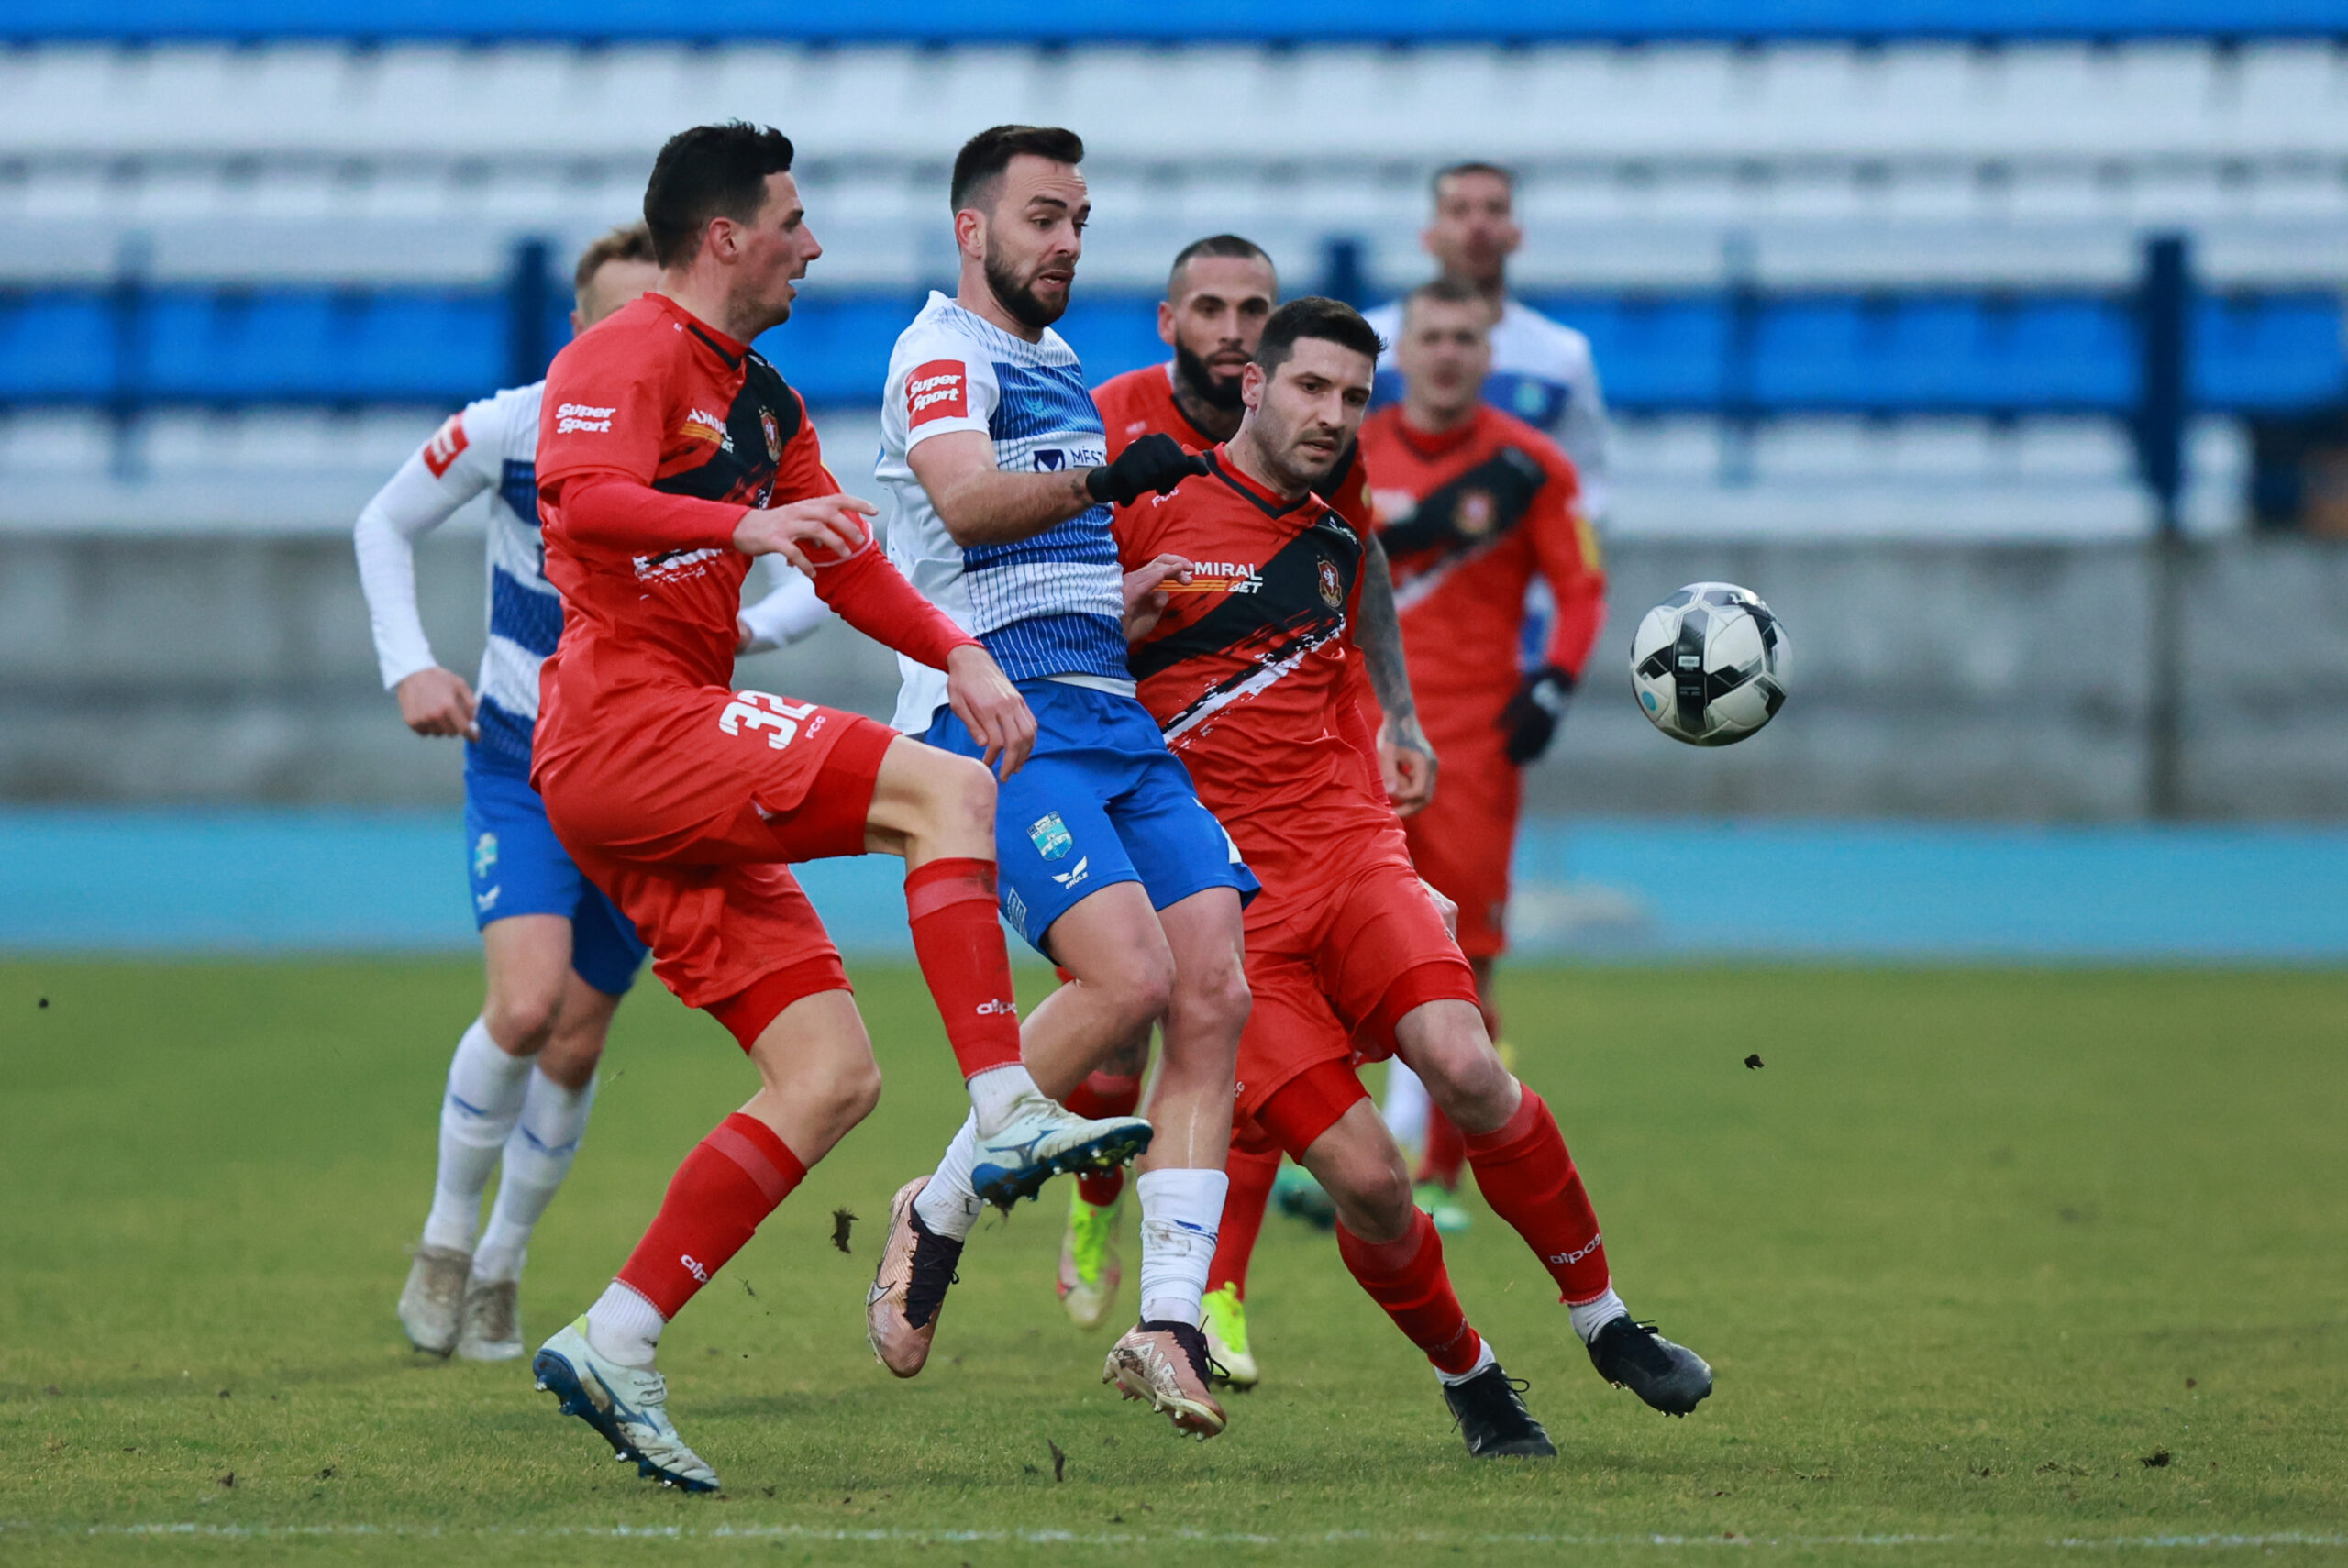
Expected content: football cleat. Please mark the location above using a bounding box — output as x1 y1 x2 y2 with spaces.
1589 1317 1714 1416
866 1178 964 1378
1413 1180 1473 1235
1200 1284 1258 1388
970 1092 1153 1208
396 1243 471 1357
1271 1164 1337 1231
1444 1364 1557 1458
532 1317 719 1493
455 1276 523 1362
1057 1190 1123 1331
1103 1320 1227 1439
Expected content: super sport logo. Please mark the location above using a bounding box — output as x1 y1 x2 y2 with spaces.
906 360 968 426
421 414 468 478
556 402 615 435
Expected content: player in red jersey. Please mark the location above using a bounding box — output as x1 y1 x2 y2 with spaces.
1064 238 1436 1386
522 123 1148 1494
1117 297 1711 1453
1358 277 1608 1225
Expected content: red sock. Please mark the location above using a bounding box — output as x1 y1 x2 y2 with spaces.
1203 1138 1280 1299
1335 1208 1483 1375
903 857 1023 1078
616 1113 807 1319
1464 1088 1610 1303
1417 1105 1468 1189
1068 1072 1144 1206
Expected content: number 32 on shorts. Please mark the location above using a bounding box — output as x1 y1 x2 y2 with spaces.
719 690 819 750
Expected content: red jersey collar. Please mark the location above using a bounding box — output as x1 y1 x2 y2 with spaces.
1206 444 1318 519
1390 403 1489 461
650 293 752 366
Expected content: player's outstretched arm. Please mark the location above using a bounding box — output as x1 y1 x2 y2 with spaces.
1120 553 1194 644
354 410 496 740
1356 533 1438 814
912 430 1205 547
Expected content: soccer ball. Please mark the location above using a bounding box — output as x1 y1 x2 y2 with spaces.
1630 582 1789 747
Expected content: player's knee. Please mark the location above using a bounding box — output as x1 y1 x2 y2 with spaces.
484 990 562 1055
925 753 996 845
814 1054 885 1130
1331 1150 1415 1240
537 1025 604 1090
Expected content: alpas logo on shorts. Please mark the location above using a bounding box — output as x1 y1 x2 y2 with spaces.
907 361 968 426
422 414 469 478
556 402 615 435
1029 812 1073 861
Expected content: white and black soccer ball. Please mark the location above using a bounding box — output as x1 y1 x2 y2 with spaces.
1630 582 1789 747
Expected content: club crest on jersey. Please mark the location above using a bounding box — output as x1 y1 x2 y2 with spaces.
760 409 781 462
1456 489 1496 537
1318 558 1345 607
1029 812 1074 861
907 360 968 426
423 414 469 478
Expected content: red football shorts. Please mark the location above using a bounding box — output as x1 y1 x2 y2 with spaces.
1234 847 1479 1151
1401 723 1523 962
537 685 898 1033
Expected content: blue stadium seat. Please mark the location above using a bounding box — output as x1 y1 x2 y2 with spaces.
0 293 115 402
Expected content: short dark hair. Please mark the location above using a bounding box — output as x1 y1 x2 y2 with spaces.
1168 234 1273 297
572 222 657 296
951 124 1084 215
643 122 796 270
1253 296 1385 376
1432 160 1515 204
1402 274 1496 326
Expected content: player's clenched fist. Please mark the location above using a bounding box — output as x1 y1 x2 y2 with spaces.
1121 552 1194 643
1085 433 1208 508
944 645 1036 780
397 666 480 741
731 494 879 573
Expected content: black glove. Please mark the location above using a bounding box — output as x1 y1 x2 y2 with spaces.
1501 664 1576 765
1086 433 1208 507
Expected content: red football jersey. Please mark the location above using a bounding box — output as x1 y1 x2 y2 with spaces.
1121 447 1403 891
533 293 852 751
1358 403 1605 731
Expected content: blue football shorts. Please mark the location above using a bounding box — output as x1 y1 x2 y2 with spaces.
923 679 1258 958
461 746 649 997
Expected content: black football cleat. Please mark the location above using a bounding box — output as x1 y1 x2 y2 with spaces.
1443 1364 1557 1458
1589 1317 1713 1416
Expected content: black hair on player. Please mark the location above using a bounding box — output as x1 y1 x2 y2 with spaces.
950 125 1085 215
643 121 797 270
1253 296 1385 376
1167 234 1274 297
1432 160 1516 203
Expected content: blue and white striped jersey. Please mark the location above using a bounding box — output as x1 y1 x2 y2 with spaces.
877 292 1130 734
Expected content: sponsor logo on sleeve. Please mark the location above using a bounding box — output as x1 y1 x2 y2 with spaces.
555 403 616 435
907 360 969 426
422 414 468 477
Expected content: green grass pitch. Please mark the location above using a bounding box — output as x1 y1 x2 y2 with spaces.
2 959 2344 1566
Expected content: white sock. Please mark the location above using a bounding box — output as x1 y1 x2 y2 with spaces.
966 1063 1043 1138
1568 1286 1630 1345
585 1279 666 1369
913 1115 985 1242
471 1069 599 1285
1382 1059 1432 1154
1436 1337 1501 1387
420 1019 532 1253
1136 1166 1228 1328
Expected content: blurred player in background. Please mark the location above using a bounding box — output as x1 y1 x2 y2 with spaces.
1080 237 1436 1390
1120 297 1707 1452
519 122 1144 1493
1361 277 1608 1229
1362 162 1614 1224
865 128 1255 1439
360 223 831 1365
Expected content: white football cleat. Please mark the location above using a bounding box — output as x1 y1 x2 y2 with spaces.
970 1090 1152 1207
455 1277 523 1362
397 1243 471 1357
532 1317 719 1493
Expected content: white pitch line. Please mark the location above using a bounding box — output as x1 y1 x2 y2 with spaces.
6 1522 2346 1551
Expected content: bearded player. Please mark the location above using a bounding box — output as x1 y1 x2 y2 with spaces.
1118 295 1710 1455
521 122 1148 1493
1364 165 1614 1223
1069 237 1436 1391
863 127 1254 1440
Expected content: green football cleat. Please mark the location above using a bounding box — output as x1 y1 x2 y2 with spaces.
1414 1180 1472 1234
1201 1283 1258 1387
532 1317 719 1493
1058 1190 1123 1331
1271 1164 1337 1231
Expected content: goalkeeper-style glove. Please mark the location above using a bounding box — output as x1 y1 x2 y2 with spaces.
1501 664 1576 765
1086 433 1209 507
